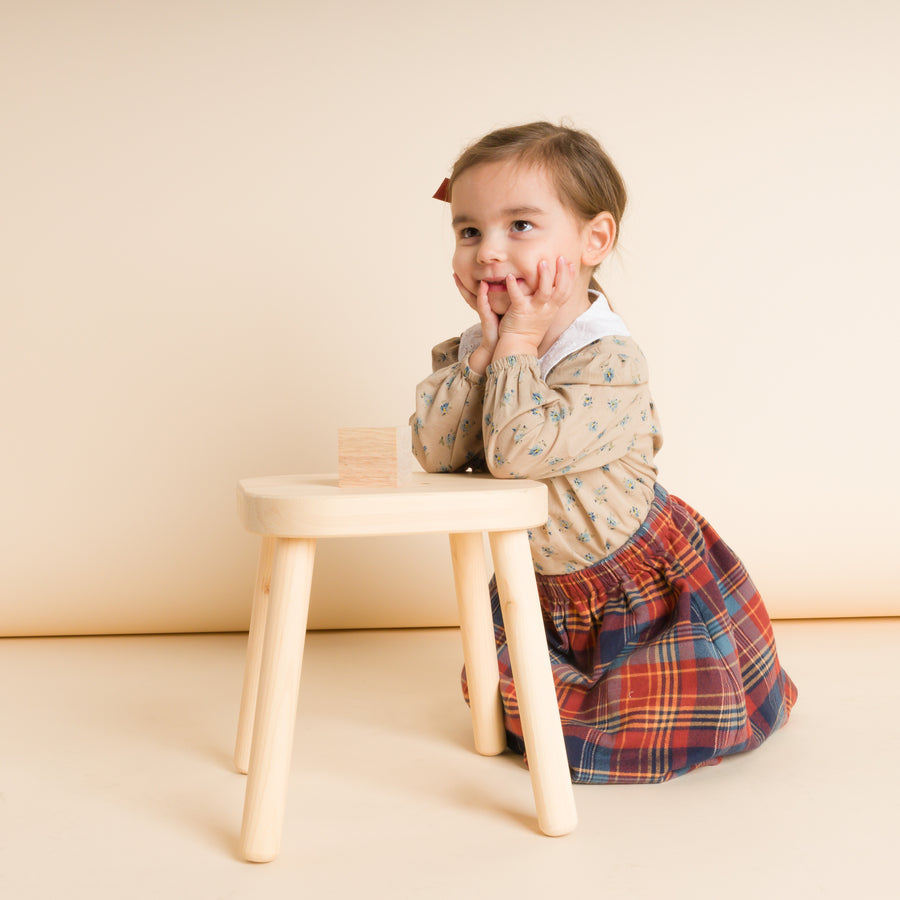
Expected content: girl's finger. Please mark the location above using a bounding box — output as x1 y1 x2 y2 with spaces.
554 256 567 287
505 272 526 303
475 280 494 319
477 278 489 308
475 281 500 339
535 259 555 301
552 256 576 300
555 255 570 290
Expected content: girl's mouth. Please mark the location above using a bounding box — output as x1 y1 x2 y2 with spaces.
483 278 523 293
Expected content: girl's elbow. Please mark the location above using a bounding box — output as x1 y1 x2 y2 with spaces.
486 450 550 481
411 444 441 474
419 457 449 474
410 434 434 472
486 455 521 479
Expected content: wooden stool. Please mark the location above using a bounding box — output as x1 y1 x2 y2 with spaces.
234 472 577 862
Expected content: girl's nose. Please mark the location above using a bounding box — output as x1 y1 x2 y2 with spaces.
476 233 506 264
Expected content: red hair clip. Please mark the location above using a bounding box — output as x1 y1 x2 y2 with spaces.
432 177 450 202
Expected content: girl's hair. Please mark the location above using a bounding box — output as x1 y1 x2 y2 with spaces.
446 122 626 292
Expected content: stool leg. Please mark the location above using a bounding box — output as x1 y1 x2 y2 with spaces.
488 529 577 837
240 537 316 863
448 532 506 756
235 536 276 774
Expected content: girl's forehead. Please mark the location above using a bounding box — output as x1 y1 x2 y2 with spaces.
451 160 561 211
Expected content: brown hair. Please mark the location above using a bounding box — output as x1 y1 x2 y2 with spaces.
446 122 627 292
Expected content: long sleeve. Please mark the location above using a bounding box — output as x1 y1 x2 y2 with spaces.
482 337 661 481
411 331 664 573
410 337 488 473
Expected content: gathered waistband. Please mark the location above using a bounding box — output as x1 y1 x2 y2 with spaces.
535 483 673 589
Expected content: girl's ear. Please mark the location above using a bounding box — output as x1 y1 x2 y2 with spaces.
581 212 616 267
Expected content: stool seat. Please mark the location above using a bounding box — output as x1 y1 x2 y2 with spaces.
238 471 550 537
234 471 577 862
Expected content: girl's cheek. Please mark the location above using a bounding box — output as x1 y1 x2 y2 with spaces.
521 267 540 293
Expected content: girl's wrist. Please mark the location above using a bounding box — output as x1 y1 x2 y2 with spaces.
493 334 540 361
468 344 494 375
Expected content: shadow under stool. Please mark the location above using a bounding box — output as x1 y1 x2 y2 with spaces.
234 471 577 862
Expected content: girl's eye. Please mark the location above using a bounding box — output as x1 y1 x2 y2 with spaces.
511 220 533 233
459 227 480 240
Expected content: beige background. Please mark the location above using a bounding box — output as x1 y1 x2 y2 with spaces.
2 0 898 635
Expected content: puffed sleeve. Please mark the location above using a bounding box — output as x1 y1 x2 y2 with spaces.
410 337 488 473
482 337 661 479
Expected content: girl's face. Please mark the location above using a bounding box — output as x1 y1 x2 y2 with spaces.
450 160 597 316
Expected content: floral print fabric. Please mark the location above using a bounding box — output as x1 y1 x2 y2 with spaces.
411 334 663 574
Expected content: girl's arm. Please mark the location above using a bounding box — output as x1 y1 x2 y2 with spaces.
410 338 488 473
481 339 661 480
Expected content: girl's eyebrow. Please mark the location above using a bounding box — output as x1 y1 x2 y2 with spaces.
503 205 544 218
451 206 545 227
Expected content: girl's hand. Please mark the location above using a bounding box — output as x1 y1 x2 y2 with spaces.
453 272 498 374
496 256 577 356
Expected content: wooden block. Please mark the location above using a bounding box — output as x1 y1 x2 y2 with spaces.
338 426 412 488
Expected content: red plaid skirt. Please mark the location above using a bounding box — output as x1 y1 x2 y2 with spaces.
463 485 798 783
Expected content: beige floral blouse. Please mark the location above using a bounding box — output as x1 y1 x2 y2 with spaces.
410 300 664 574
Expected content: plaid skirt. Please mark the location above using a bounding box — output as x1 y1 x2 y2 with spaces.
463 484 798 784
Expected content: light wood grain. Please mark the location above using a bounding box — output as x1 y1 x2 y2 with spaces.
338 426 412 487
449 532 506 756
238 472 548 538
490 529 578 836
240 538 316 863
235 471 574 861
234 536 275 774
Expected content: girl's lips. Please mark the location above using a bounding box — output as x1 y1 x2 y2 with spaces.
483 278 524 293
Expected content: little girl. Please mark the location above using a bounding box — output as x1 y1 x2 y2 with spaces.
411 121 797 784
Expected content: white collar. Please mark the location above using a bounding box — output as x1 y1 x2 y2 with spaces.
458 290 630 379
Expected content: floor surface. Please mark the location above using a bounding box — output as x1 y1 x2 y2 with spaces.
2 619 898 899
